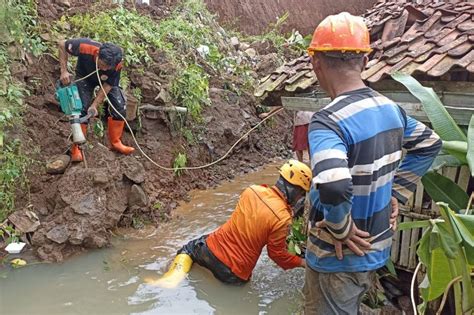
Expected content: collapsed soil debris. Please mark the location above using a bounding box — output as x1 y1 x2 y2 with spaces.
4 0 298 262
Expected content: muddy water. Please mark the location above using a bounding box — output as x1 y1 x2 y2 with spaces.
0 163 304 315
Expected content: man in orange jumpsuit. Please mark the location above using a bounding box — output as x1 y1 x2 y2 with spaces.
177 160 311 285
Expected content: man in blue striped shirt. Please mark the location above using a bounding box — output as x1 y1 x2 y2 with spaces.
304 13 442 314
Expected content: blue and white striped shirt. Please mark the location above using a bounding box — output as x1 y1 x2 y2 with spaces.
307 87 441 273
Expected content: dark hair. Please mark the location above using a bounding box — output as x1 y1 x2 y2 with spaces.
318 51 365 71
99 43 123 67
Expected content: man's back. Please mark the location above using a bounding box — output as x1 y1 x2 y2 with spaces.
308 87 441 272
206 185 301 280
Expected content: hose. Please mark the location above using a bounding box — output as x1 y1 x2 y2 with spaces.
411 262 422 315
93 58 284 171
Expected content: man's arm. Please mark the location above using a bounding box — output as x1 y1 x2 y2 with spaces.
267 222 304 269
309 118 370 259
392 115 442 204
58 40 71 85
309 123 353 240
88 83 112 117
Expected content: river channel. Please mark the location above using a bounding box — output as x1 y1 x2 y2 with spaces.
0 163 304 314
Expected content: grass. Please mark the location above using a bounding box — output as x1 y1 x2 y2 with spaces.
0 0 38 221
173 152 187 176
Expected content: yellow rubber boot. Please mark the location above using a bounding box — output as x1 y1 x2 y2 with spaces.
145 254 193 289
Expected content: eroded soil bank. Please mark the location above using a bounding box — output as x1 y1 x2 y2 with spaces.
5 0 294 262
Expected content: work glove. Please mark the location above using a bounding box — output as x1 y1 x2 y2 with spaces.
87 106 98 118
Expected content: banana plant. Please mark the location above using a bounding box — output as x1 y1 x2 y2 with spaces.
391 73 473 211
398 203 474 314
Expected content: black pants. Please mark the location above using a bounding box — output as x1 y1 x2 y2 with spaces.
178 235 248 285
75 78 126 123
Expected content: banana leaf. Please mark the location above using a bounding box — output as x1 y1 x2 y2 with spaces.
422 172 469 212
417 229 452 303
438 203 474 311
398 220 430 230
442 141 468 164
468 115 474 176
452 214 474 265
443 141 468 153
391 73 467 143
430 153 464 171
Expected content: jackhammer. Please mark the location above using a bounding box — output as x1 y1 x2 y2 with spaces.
55 82 92 164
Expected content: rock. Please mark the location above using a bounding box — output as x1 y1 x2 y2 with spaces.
40 33 51 41
244 48 257 58
125 90 139 121
46 225 69 244
46 155 70 174
197 44 210 58
92 170 109 185
70 191 106 215
84 235 108 248
8 209 41 233
230 36 240 49
155 88 172 104
128 184 148 207
122 157 146 184
239 42 250 51
55 0 71 7
37 207 49 216
69 222 85 245
241 109 251 119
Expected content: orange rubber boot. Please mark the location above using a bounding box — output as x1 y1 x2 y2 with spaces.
70 124 87 162
107 117 135 155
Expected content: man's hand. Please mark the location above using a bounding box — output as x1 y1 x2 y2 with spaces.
259 112 269 119
87 106 98 118
390 197 399 231
60 71 72 85
316 220 371 260
300 258 306 268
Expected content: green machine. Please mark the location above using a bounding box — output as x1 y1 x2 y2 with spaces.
55 83 86 144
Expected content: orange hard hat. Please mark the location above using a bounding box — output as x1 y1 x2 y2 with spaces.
308 12 372 55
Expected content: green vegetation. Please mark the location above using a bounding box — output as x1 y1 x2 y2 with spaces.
173 152 187 176
243 12 310 55
391 73 473 211
170 64 209 121
152 201 163 210
399 204 474 314
0 0 39 220
392 73 474 314
0 224 21 244
287 217 306 256
55 0 254 123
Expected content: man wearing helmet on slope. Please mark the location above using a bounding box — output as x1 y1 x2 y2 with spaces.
305 12 441 314
58 38 135 162
164 160 311 285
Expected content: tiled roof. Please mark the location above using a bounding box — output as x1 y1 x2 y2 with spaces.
255 0 474 99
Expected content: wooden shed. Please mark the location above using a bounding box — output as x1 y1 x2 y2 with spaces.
255 0 474 271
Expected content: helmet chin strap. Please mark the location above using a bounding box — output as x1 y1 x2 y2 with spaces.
276 176 304 212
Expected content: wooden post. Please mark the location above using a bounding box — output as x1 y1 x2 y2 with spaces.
399 215 412 268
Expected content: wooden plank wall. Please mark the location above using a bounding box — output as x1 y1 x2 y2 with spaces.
391 166 471 270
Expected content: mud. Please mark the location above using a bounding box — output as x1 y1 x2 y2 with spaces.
8 1 293 262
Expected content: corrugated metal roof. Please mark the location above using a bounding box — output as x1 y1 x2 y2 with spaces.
255 0 474 99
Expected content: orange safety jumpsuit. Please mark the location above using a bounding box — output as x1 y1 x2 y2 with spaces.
206 184 302 281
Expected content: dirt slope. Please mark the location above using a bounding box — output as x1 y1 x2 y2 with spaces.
204 0 377 35
9 0 293 261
